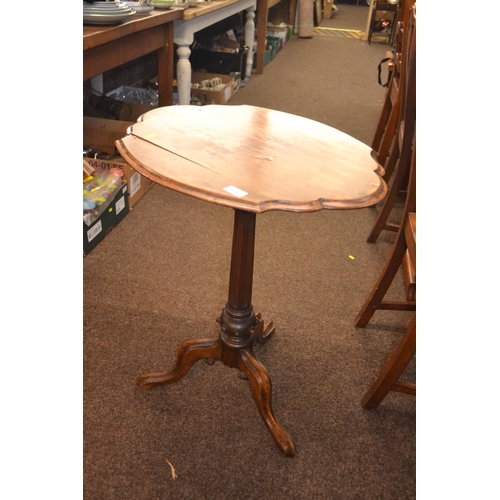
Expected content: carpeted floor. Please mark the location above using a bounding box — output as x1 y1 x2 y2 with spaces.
84 5 415 499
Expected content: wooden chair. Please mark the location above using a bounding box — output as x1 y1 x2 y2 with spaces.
356 142 416 409
366 3 415 244
356 130 415 322
371 0 415 163
380 0 415 185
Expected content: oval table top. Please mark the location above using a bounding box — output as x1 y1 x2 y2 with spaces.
116 104 387 213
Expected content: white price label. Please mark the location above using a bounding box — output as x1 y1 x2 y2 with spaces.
130 172 141 197
223 185 248 198
87 220 103 243
116 195 125 215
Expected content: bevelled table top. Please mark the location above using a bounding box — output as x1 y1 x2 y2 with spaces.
116 104 387 213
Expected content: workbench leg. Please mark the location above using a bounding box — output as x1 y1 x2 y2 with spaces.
157 24 174 107
244 6 255 80
176 41 192 106
255 0 268 74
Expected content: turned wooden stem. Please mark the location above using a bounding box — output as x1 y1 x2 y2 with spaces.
219 209 257 350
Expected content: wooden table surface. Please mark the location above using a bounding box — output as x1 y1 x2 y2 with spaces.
84 9 182 106
180 0 246 21
83 9 182 50
116 105 387 213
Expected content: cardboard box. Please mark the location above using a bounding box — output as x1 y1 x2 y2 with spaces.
83 116 135 155
83 110 156 209
83 103 155 154
83 183 129 256
267 24 293 41
187 71 235 105
266 26 289 47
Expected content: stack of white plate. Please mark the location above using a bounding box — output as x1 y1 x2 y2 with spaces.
188 0 210 7
83 1 136 26
152 0 176 9
121 1 154 15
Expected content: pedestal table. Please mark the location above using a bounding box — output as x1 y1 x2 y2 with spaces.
116 104 387 456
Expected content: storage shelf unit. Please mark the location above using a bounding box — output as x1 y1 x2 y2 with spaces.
367 1 398 45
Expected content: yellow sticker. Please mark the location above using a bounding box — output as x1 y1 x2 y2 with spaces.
348 255 355 260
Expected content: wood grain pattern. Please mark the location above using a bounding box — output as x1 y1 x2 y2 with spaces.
181 0 243 21
83 9 180 106
83 9 181 50
116 105 387 213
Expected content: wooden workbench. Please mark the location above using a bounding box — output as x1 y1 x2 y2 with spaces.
83 9 182 106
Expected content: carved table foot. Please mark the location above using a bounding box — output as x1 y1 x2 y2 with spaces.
252 312 275 346
237 347 296 457
137 337 221 389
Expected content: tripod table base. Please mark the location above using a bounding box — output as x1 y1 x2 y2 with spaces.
136 329 295 457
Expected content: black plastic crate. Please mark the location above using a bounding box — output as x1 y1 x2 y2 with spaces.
189 47 249 80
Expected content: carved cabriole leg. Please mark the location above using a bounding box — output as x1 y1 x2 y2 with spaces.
238 347 296 457
176 41 192 105
137 338 221 389
244 7 255 80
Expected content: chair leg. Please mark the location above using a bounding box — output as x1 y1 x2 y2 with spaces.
372 93 394 152
366 138 410 244
376 98 401 169
361 313 416 409
366 168 401 243
356 224 407 327
382 137 400 183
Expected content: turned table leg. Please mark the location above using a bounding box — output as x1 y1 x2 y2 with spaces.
175 40 192 106
244 6 255 80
